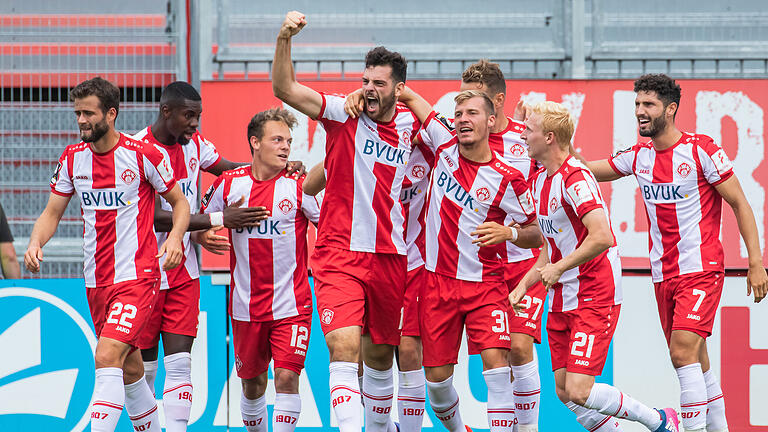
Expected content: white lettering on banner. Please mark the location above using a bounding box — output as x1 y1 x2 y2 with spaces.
213 362 322 427
282 103 327 168
695 91 765 258
610 90 648 259
519 91 586 137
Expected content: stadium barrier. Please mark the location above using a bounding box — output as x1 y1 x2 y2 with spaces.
0 275 764 432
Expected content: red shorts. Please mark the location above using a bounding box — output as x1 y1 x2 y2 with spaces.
311 246 406 345
505 257 546 343
137 278 200 349
401 266 426 337
547 304 620 376
232 313 311 379
654 271 724 344
420 271 511 367
87 278 159 347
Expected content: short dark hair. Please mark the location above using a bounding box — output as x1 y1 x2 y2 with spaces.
462 59 506 97
365 46 407 83
247 108 298 154
70 77 120 116
160 81 201 109
454 90 495 117
634 74 681 109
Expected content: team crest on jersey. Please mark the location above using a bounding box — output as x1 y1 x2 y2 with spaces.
677 162 692 178
509 143 526 157
189 157 198 172
321 309 334 325
411 164 426 179
121 169 137 185
401 130 411 146
50 162 62 186
475 187 491 202
549 197 559 213
278 198 294 214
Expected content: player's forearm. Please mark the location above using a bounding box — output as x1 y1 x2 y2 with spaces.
520 251 549 290
272 35 297 102
556 234 612 274
398 86 431 123
155 209 214 232
732 200 763 267
167 200 191 241
511 223 543 249
28 211 60 249
303 162 326 196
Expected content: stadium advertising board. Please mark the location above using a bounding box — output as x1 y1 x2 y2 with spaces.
199 79 768 272
0 276 764 431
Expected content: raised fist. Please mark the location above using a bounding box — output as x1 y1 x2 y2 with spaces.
278 11 307 39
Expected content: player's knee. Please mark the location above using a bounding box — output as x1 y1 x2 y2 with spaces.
669 347 698 368
94 344 123 369
397 344 422 371
508 338 533 365
122 358 144 383
565 382 591 406
274 368 300 393
555 385 570 404
241 374 268 399
325 329 360 362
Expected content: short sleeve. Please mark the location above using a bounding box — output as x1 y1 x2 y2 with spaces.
301 192 321 224
50 150 74 197
500 173 537 225
562 169 604 218
198 134 222 170
697 137 734 186
200 176 226 214
317 93 350 130
142 146 177 194
608 146 636 177
418 111 455 153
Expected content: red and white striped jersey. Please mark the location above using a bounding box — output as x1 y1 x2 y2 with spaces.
531 156 622 312
50 133 177 287
489 117 540 264
608 133 734 282
401 143 434 271
200 167 321 322
132 127 222 290
316 93 420 255
419 112 536 282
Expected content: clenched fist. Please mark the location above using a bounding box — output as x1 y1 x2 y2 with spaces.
278 11 307 39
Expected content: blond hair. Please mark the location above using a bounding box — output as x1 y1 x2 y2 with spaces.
531 101 574 148
454 90 495 116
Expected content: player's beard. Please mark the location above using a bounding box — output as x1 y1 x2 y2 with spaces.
366 89 396 122
638 113 667 138
80 118 110 143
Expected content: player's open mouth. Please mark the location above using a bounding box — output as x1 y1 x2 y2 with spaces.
365 97 378 112
638 118 650 126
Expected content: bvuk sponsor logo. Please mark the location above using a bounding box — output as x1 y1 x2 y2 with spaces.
0 287 98 432
362 139 406 165
436 171 474 210
641 183 688 201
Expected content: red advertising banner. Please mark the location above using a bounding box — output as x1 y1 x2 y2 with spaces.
199 79 768 271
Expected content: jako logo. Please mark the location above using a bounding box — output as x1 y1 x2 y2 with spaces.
0 287 98 432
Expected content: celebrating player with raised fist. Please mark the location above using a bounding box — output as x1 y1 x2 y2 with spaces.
272 11 421 432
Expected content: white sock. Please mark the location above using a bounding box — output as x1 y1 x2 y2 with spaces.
511 360 540 429
143 360 159 396
91 367 125 432
703 369 728 432
584 383 661 430
483 367 517 432
566 401 624 431
329 361 362 432
273 392 301 432
163 352 193 432
676 363 707 431
362 364 395 432
125 376 161 432
240 393 267 432
426 375 465 432
397 369 426 432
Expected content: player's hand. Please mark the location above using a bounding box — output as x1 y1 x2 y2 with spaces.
223 196 270 228
513 99 529 122
509 285 527 315
471 221 514 246
193 226 230 255
286 160 306 178
24 243 43 273
746 262 768 303
157 235 184 270
344 89 365 118
278 11 306 39
537 262 564 289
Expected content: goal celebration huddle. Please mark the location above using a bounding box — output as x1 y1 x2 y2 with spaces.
23 10 767 432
